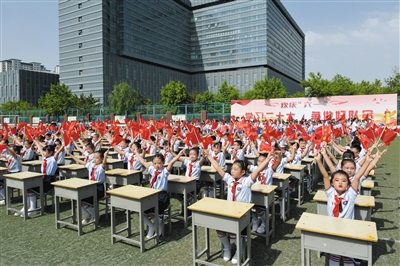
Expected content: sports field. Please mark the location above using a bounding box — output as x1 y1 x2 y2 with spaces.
0 139 399 266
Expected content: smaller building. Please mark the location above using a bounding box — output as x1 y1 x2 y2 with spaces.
0 59 59 106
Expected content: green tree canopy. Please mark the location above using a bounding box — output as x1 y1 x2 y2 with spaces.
160 80 188 106
1 100 35 112
214 80 240 102
242 76 288 100
301 72 331 97
38 83 75 116
384 66 400 95
75 93 102 113
195 91 215 104
108 82 149 115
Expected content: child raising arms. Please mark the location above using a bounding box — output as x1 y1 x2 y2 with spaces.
133 150 182 238
205 149 272 264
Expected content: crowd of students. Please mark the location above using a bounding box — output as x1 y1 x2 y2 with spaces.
0 116 396 265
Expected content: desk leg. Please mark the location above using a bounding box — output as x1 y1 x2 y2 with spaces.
139 211 145 253
55 196 60 229
212 179 216 199
297 174 301 206
23 189 28 220
271 200 275 239
111 206 116 244
281 189 286 222
77 199 83 236
6 185 11 215
306 248 310 266
301 232 305 266
205 227 210 259
127 211 132 236
72 200 76 223
183 187 188 228
155 204 159 245
193 224 198 265
368 243 372 266
40 183 44 216
236 230 242 266
94 191 98 230
265 205 269 246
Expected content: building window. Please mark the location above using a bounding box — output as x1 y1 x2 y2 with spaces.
79 70 83 75
214 76 217 86
79 84 83 90
79 56 83 62
78 16 82 22
237 74 240 85
244 74 248 84
229 75 232 85
78 30 82 35
78 3 82 9
78 43 82 48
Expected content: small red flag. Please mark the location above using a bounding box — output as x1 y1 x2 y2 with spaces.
63 132 71 147
211 120 218 131
110 134 125 146
202 136 213 149
0 144 7 152
380 128 397 146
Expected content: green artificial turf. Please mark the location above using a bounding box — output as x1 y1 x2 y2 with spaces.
0 139 399 266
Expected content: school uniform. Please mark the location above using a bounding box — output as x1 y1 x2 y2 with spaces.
83 151 94 164
83 162 105 204
146 166 170 214
126 153 143 170
31 156 57 194
184 159 202 193
223 173 254 203
5 154 22 173
56 149 66 165
118 146 130 168
209 151 226 167
21 147 34 161
230 149 244 161
160 150 173 164
44 139 54 146
249 164 273 185
146 144 156 155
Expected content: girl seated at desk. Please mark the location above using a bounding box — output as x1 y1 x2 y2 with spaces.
315 147 379 266
205 149 271 264
66 148 109 225
0 145 22 206
133 149 183 238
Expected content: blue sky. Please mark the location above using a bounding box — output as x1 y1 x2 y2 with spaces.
0 0 398 84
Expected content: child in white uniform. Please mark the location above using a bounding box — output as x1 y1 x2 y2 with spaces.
205 149 271 265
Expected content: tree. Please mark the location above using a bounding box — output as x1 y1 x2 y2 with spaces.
108 82 149 115
160 80 188 106
243 77 288 100
75 93 102 113
38 83 76 116
195 91 215 104
355 80 382 95
301 72 331 97
384 66 400 95
288 91 306 98
1 100 35 112
214 80 240 102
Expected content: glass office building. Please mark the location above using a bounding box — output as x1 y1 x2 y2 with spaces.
59 0 304 103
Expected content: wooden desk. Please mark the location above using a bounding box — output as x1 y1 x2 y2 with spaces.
108 185 160 252
296 212 377 266
302 158 316 190
58 164 88 179
0 158 7 167
52 178 99 235
361 180 374 196
21 160 42 172
244 155 257 166
200 166 224 199
4 171 44 220
144 154 155 162
251 184 277 245
107 151 119 159
188 198 254 266
65 155 84 165
226 159 234 173
0 166 7 180
106 158 124 170
168 174 197 228
105 168 142 186
284 164 306 206
313 190 375 221
272 173 291 221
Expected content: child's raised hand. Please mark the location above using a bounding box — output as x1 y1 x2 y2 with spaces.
66 147 71 155
202 149 208 158
179 149 186 156
315 151 322 161
104 148 110 157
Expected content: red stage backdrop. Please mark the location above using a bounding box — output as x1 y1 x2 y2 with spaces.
231 94 398 125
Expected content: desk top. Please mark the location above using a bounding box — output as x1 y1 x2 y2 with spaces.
296 212 378 242
226 160 234 165
201 166 217 173
362 180 374 189
106 158 124 164
145 154 155 158
272 173 291 180
58 164 87 170
107 151 118 155
0 167 7 171
168 174 197 184
244 155 257 159
105 168 142 176
21 160 42 166
4 171 43 180
107 185 160 199
302 158 314 163
188 197 254 219
251 184 277 194
52 177 98 189
313 190 375 207
284 164 306 171
65 155 85 160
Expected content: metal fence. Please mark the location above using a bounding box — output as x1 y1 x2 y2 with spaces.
0 103 231 122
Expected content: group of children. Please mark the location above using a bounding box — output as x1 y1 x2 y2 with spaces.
0 118 390 265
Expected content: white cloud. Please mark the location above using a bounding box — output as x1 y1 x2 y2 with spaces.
305 8 399 83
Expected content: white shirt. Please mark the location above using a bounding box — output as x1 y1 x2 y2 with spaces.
223 173 254 203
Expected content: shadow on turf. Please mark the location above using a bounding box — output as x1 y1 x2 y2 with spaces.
372 238 397 264
372 217 399 231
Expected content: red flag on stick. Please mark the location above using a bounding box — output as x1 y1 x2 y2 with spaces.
110 134 125 146
380 128 397 146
